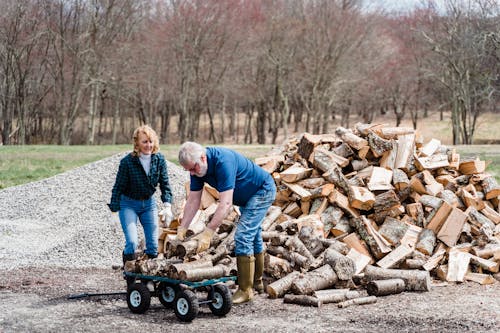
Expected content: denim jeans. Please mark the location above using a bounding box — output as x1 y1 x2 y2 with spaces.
234 184 276 256
119 195 158 256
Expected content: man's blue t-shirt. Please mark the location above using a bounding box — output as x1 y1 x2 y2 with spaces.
190 147 273 207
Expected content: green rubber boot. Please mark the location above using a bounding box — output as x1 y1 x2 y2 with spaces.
232 255 255 304
253 252 265 294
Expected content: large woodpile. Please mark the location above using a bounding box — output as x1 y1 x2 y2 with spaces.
127 123 500 307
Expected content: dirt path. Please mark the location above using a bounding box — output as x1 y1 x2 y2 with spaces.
1 267 498 333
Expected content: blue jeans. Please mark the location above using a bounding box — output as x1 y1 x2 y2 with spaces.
234 184 276 256
119 195 158 256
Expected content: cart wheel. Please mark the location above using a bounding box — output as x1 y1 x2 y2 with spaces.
174 289 199 322
208 284 232 316
127 282 151 314
158 282 177 308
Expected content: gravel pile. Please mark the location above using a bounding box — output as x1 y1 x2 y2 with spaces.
0 152 189 270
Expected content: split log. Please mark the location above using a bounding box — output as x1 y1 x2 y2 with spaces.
471 244 500 259
373 190 400 213
283 182 312 201
379 144 397 169
346 248 372 274
335 126 368 150
482 176 500 200
378 217 409 246
469 254 499 273
426 201 452 233
267 271 301 299
342 232 372 260
419 195 443 210
464 272 496 285
349 186 376 210
399 224 422 249
420 138 441 157
366 278 405 296
280 164 313 183
406 203 425 227
338 296 377 308
352 216 392 259
367 167 394 191
376 244 413 269
328 188 360 218
364 265 431 291
367 131 393 157
446 249 470 282
311 147 350 169
377 127 415 139
332 142 355 158
314 289 361 304
394 134 415 171
291 264 338 295
415 229 436 255
321 206 345 237
297 133 322 160
422 248 446 272
323 248 356 280
392 168 410 191
283 294 321 307
415 154 449 171
330 216 352 238
459 158 486 175
436 207 468 247
296 177 327 189
323 165 351 194
480 206 500 225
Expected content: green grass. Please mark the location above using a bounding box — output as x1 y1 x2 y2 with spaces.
0 144 498 189
0 144 274 189
455 145 500 182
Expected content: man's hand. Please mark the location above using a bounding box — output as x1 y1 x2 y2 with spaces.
192 227 215 253
177 226 188 241
159 202 173 226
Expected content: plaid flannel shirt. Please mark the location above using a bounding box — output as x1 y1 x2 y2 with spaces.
108 152 172 212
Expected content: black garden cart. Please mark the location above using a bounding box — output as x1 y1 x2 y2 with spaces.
124 271 236 322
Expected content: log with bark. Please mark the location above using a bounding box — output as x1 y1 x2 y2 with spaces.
364 265 431 292
366 278 405 296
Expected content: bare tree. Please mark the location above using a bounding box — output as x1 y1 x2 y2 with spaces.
419 0 499 144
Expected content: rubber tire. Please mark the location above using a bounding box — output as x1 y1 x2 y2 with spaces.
127 283 151 314
158 282 177 309
208 284 232 316
174 289 199 322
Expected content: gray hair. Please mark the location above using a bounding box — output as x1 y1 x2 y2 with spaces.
178 141 205 165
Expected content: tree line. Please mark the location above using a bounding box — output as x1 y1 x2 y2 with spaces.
0 0 498 146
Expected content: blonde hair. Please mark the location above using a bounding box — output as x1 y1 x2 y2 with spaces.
132 125 159 156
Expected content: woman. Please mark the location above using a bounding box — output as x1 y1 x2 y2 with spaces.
108 125 173 264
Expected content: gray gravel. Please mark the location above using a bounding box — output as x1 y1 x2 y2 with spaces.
0 152 188 270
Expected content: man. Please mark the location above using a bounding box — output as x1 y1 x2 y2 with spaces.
177 142 276 304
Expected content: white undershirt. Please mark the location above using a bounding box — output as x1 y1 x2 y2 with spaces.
139 154 151 176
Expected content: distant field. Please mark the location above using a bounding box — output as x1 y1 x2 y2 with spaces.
1 142 499 189
0 144 274 189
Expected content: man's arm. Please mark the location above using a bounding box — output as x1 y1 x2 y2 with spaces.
207 189 234 231
180 189 203 228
